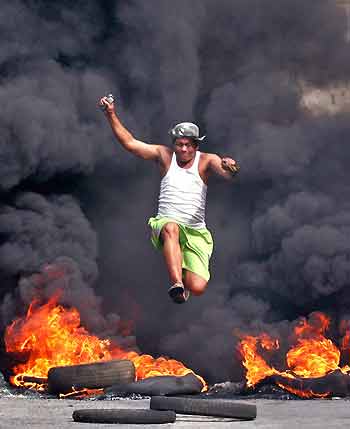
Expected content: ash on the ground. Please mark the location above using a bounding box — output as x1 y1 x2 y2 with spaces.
92 392 148 401
204 381 304 400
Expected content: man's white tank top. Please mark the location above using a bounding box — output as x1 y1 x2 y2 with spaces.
157 151 207 229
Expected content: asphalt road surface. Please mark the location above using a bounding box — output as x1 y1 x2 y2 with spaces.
0 397 350 428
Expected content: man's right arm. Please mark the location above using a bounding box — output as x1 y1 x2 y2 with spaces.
99 96 162 161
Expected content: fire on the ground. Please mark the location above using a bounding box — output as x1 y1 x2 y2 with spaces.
4 293 206 394
238 312 350 398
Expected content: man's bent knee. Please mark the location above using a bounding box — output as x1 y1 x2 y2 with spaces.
161 222 180 241
189 281 208 296
183 271 208 296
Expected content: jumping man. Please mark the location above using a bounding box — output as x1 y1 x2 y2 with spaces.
99 96 239 304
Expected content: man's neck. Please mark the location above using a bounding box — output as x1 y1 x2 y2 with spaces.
175 152 197 169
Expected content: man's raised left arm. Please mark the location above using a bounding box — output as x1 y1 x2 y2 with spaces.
208 154 240 181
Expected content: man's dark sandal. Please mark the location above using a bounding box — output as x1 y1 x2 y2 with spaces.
168 284 189 304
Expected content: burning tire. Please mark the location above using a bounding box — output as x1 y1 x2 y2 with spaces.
48 359 135 394
150 396 257 420
72 409 176 424
104 373 204 396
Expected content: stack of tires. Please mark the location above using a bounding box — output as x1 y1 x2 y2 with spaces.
72 397 257 424
47 360 203 396
47 360 257 424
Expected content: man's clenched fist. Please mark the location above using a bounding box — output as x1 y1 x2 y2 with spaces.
99 96 115 114
221 157 239 174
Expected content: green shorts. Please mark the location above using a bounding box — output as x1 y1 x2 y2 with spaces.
147 216 214 281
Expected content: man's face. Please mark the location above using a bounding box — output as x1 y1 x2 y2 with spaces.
174 137 198 164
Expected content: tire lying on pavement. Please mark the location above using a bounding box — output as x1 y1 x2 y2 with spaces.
72 409 176 424
150 396 257 420
104 373 204 397
48 359 135 394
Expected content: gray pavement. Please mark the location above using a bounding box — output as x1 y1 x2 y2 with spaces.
0 397 350 429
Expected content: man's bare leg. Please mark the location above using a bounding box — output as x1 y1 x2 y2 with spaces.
160 223 189 303
161 222 182 284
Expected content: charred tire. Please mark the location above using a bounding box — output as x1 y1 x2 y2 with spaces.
72 409 176 424
104 373 204 396
150 396 257 420
48 359 135 394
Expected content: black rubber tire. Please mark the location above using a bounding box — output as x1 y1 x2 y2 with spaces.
72 409 176 424
104 373 203 396
48 359 135 394
150 396 257 420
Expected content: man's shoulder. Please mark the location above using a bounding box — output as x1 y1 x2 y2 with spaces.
158 145 172 156
199 152 218 164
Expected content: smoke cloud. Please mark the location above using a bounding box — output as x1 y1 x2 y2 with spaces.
0 0 350 383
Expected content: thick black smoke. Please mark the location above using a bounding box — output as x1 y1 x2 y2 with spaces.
0 0 350 383
0 193 135 349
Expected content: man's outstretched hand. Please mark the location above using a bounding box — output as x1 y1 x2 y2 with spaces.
221 157 240 174
98 96 115 114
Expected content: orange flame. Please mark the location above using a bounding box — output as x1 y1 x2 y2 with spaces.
238 312 350 398
276 383 330 399
286 313 340 378
239 334 280 387
5 294 206 392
